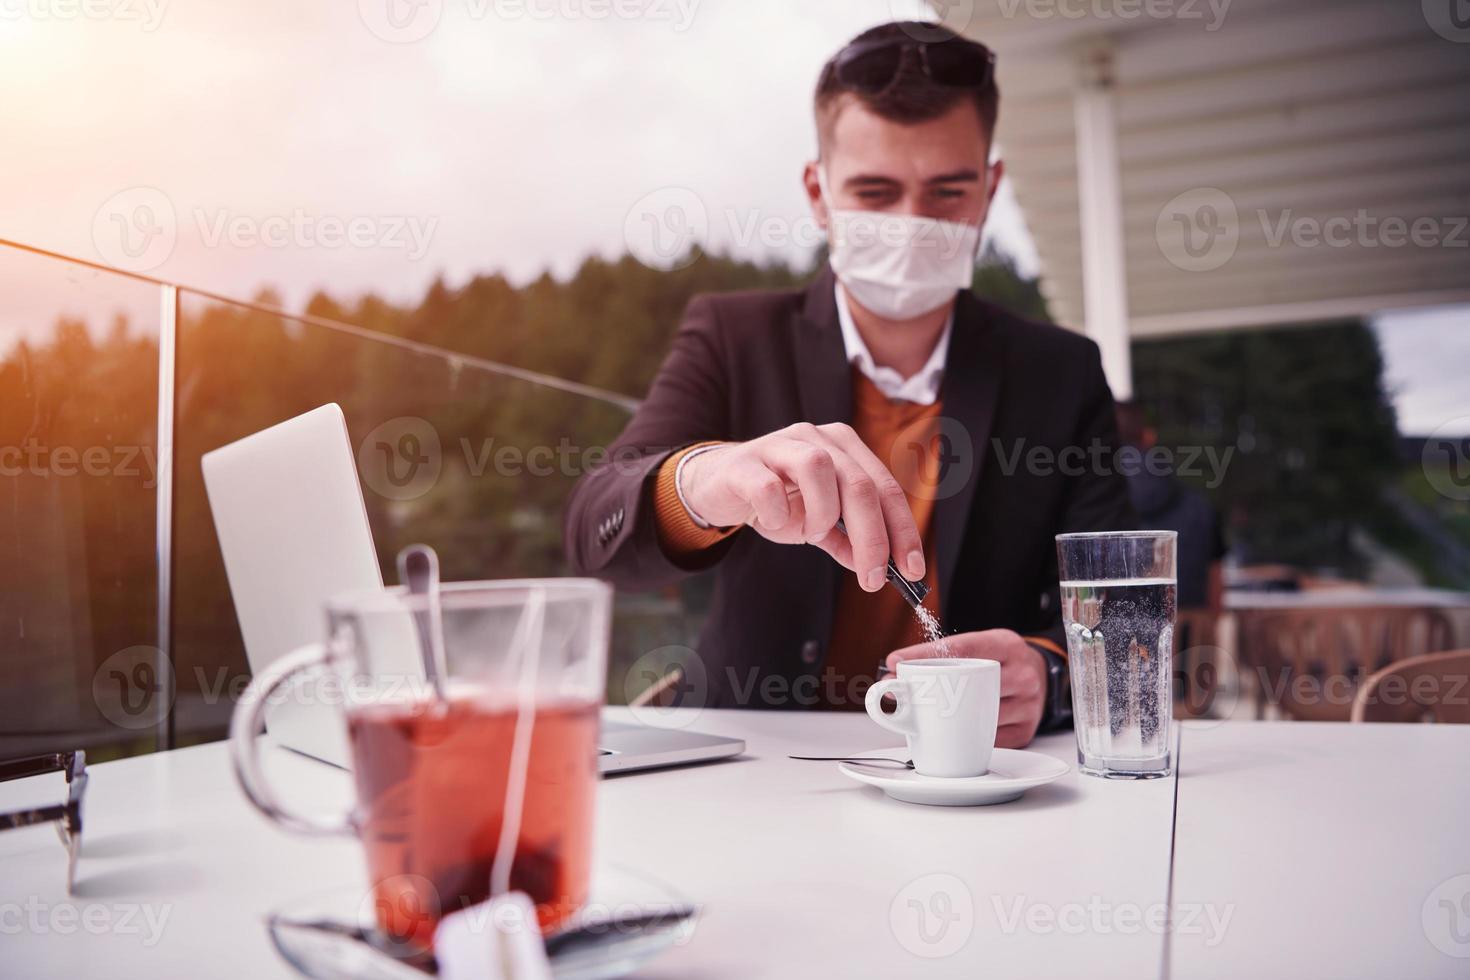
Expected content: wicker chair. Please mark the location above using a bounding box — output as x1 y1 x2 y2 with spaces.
1237 607 1455 721
1351 649 1470 724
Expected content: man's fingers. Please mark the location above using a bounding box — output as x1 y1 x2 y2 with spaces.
998 696 1040 729
996 724 1035 749
1000 662 1045 702
809 526 855 572
830 461 889 593
815 423 926 580
885 641 948 674
732 460 790 531
764 438 842 539
765 435 889 591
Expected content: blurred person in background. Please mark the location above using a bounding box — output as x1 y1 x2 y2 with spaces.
1115 401 1226 615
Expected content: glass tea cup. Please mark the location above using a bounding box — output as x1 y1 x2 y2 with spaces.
229 579 612 950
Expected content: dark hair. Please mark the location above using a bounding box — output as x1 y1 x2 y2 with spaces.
814 21 999 154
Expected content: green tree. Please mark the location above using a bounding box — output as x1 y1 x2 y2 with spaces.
1131 320 1400 575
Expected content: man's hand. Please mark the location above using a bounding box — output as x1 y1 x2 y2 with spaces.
885 629 1048 748
680 422 925 591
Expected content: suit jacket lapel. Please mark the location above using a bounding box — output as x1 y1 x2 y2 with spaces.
934 291 1005 622
791 267 851 660
793 266 852 428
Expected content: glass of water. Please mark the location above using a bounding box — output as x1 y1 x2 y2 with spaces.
1056 531 1177 779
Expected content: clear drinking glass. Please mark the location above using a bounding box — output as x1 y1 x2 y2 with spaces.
1055 531 1177 779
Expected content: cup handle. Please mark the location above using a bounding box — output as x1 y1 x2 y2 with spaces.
865 678 919 738
228 642 355 836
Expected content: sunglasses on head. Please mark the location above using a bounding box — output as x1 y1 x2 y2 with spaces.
831 34 996 94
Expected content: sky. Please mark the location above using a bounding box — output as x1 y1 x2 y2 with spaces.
0 0 1464 434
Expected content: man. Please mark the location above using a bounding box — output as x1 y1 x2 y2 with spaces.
566 21 1134 747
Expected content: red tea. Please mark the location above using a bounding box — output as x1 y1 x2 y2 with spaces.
347 694 600 949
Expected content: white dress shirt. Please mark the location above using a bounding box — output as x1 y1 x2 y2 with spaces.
834 285 953 405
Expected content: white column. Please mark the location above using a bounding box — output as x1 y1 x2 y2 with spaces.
1073 42 1134 401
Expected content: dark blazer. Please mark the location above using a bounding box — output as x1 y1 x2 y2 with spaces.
564 267 1136 708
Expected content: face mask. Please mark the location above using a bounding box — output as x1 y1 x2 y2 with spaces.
819 168 983 321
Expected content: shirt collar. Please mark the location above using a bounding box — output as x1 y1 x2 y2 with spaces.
834 284 952 406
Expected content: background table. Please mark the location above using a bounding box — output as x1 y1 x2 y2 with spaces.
1 711 1466 978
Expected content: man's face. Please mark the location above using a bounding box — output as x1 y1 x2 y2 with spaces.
806 97 1003 231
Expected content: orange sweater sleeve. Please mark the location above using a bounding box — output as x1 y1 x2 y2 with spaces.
653 442 740 557
1024 635 1067 660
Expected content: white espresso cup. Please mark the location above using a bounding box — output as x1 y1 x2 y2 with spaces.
864 658 1001 778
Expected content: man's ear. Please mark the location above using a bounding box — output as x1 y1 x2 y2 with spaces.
986 158 1005 208
803 161 829 231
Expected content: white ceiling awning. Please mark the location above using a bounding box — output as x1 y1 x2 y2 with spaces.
931 0 1470 396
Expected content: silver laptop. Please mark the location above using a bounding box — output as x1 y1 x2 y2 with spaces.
201 403 742 774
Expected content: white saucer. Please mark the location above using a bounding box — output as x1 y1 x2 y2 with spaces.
267 865 692 980
838 748 1069 806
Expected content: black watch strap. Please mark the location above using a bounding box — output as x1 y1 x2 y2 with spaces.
1028 642 1072 732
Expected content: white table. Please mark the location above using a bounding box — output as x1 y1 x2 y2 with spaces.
1169 721 1470 980
1 712 1466 979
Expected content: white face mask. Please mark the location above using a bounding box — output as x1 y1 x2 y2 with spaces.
819 168 983 321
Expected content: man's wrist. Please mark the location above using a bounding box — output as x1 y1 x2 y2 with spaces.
1026 640 1071 732
674 443 729 529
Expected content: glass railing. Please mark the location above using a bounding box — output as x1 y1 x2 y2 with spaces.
0 240 705 761
0 244 166 762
